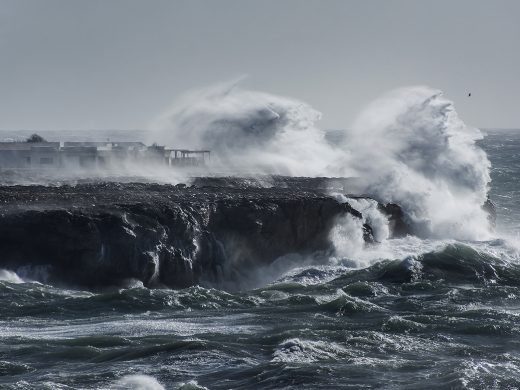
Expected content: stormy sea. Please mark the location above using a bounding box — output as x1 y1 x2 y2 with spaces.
1 87 520 389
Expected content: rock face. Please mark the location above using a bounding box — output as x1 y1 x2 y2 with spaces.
0 180 410 289
483 198 497 228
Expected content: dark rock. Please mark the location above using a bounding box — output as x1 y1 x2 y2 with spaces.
0 183 348 289
482 198 497 228
0 181 412 289
378 202 413 238
362 223 375 243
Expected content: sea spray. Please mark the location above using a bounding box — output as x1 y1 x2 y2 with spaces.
114 375 165 390
0 269 23 284
329 214 366 264
1 110 520 390
149 80 352 177
335 195 391 242
329 196 426 268
346 86 491 240
151 82 492 240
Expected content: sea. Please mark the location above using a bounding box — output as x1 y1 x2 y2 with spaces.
1 128 520 389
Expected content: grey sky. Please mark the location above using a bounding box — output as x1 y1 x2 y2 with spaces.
1 0 519 130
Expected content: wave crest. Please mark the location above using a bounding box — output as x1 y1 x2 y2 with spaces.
348 86 491 240
152 82 491 240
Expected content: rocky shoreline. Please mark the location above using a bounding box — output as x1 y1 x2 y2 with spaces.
0 178 410 289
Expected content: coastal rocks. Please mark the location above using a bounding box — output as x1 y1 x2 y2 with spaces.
0 181 410 289
483 198 497 228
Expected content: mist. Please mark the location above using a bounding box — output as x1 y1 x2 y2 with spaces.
149 79 352 177
0 80 493 240
149 81 492 240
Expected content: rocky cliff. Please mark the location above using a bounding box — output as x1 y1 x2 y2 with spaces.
0 179 410 289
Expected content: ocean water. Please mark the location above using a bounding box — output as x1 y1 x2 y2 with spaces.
1 129 520 389
484 130 520 236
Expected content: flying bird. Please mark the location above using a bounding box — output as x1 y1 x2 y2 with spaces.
468 92 471 97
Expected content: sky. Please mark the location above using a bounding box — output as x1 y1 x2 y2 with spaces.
0 0 519 130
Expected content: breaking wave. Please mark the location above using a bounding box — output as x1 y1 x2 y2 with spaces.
151 81 492 241
347 87 491 240
114 375 165 390
0 269 23 284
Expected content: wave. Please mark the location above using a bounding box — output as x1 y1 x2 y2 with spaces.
332 242 520 287
272 338 352 363
347 87 491 241
0 269 24 284
2 240 518 322
151 81 492 241
0 83 500 293
113 375 209 390
113 375 165 390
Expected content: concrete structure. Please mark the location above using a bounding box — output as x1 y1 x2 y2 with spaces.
0 141 210 169
0 142 60 168
167 149 211 166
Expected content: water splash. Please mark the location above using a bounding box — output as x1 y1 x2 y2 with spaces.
149 80 352 176
347 86 491 240
113 375 165 390
152 82 491 240
0 269 23 284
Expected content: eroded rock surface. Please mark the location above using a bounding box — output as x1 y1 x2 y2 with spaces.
0 179 410 289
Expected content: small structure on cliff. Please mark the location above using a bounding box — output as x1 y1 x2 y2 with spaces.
167 149 211 166
0 141 61 168
0 138 210 169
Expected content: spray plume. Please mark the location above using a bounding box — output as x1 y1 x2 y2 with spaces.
150 81 491 240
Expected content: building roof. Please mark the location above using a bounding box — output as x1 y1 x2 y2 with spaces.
0 142 60 150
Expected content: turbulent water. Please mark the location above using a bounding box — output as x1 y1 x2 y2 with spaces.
1 81 520 390
0 129 518 389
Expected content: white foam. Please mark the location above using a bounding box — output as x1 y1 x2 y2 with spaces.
177 380 210 390
329 214 366 264
347 197 390 242
272 338 352 363
113 375 165 390
151 82 492 241
347 87 491 240
0 269 24 284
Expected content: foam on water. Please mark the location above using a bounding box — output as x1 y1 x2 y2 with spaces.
272 338 352 363
328 193 457 268
114 375 165 390
0 269 23 284
177 381 210 390
2 86 519 390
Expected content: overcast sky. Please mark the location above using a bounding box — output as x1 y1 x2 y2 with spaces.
1 0 519 130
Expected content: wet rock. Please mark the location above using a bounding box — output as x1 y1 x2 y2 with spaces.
483 198 497 228
0 180 411 289
378 202 413 238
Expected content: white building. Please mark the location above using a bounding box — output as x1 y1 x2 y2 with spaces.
0 141 210 169
0 142 60 168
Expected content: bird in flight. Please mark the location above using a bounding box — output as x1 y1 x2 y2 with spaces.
468 92 471 97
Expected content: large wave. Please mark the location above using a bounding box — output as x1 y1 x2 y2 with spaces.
346 87 491 240
150 82 491 240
